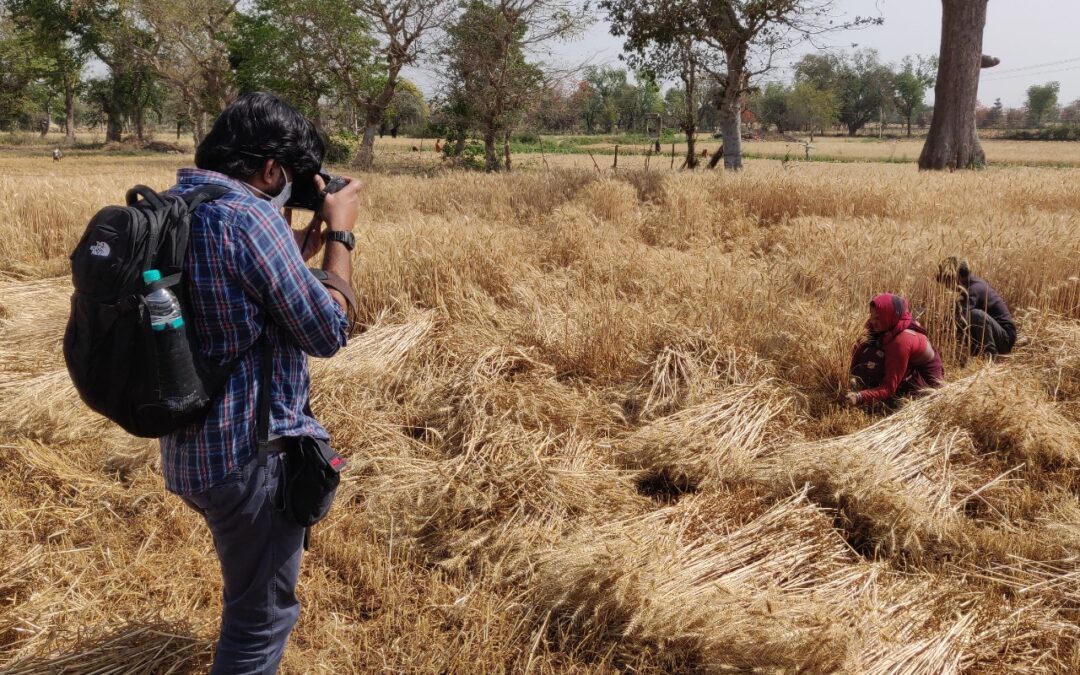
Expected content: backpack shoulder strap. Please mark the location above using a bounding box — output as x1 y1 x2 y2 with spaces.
183 184 230 211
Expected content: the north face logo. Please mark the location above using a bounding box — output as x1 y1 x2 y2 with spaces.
89 241 110 257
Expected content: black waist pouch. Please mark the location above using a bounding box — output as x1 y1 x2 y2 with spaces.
281 436 346 527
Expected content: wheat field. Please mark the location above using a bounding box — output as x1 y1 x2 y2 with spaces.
0 152 1078 673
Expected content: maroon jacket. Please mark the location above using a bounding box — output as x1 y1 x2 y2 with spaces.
961 276 1016 342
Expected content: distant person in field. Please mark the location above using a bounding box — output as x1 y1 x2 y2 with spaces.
52 148 63 161
165 92 360 673
847 293 944 407
937 257 1016 356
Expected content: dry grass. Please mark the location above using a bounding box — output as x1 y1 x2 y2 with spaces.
1 149 1078 673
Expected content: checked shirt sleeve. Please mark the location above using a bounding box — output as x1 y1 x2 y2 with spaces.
230 200 349 357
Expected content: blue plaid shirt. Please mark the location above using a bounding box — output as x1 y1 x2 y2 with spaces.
160 168 349 495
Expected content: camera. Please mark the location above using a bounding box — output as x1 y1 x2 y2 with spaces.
286 170 348 211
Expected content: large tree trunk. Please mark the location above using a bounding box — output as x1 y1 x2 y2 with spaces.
482 125 499 172
106 110 123 142
919 0 989 170
453 124 467 156
192 111 207 146
355 111 381 171
715 50 745 170
682 56 698 169
684 128 697 169
717 90 743 170
135 105 146 141
40 101 50 137
64 76 76 143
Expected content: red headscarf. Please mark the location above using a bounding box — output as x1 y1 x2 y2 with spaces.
868 293 914 346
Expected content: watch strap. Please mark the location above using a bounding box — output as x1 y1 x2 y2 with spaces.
326 230 355 251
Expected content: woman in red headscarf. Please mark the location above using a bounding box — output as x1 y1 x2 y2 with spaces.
846 293 944 406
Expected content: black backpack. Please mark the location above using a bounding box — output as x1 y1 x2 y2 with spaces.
64 184 234 438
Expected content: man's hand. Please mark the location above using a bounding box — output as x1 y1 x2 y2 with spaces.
317 174 361 232
845 392 861 406
293 215 325 262
317 173 359 316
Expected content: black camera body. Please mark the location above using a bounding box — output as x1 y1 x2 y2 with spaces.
286 170 348 211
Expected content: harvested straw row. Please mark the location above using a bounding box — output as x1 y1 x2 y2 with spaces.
0 621 212 675
527 492 866 672
617 379 799 491
0 370 112 443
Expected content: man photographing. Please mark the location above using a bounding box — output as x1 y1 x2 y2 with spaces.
164 92 358 673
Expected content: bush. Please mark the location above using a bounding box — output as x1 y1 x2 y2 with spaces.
442 137 486 170
324 132 359 164
1003 125 1080 142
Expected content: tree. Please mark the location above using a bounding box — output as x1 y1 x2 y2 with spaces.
385 78 428 131
134 0 238 143
1061 99 1080 125
752 81 790 134
76 0 158 142
893 54 935 137
983 97 1003 128
827 49 893 137
787 80 835 140
0 11 45 130
583 66 628 132
919 0 991 170
1025 81 1060 127
571 79 602 133
442 0 547 171
353 0 453 170
604 0 877 170
6 0 88 142
230 0 377 131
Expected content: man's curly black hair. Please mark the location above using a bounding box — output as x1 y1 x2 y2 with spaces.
195 92 324 180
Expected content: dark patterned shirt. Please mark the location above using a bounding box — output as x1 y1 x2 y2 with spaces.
160 169 348 495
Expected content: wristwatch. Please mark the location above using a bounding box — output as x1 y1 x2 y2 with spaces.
326 230 356 251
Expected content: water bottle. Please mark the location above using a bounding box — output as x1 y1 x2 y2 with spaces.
142 269 203 410
142 269 184 331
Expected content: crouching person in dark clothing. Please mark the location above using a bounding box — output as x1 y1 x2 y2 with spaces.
847 293 944 408
937 257 1017 356
163 92 361 673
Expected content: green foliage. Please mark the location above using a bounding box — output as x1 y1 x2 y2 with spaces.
1005 125 1080 142
1025 82 1060 128
0 14 45 129
324 131 359 163
229 0 378 124
442 136 486 170
893 55 935 135
796 49 893 136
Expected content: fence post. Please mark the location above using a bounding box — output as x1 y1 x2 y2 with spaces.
670 143 675 170
613 144 619 172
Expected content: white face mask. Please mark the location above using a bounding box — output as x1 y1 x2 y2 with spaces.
269 165 292 210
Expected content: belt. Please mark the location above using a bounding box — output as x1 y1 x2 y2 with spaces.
267 437 292 454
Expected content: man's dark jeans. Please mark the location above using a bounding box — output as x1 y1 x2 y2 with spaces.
181 451 305 675
964 309 1014 356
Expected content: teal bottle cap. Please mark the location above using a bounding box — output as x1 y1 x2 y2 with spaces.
143 269 162 283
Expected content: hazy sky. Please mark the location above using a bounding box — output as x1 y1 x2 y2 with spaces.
430 0 1077 108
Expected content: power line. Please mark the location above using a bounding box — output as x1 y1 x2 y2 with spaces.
983 56 1080 76
983 64 1080 83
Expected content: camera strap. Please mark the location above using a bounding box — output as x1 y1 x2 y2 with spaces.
257 332 272 467
309 268 358 327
